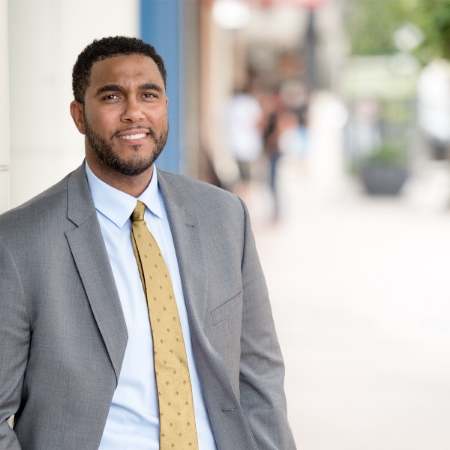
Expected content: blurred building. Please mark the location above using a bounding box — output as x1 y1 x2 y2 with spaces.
0 0 9 213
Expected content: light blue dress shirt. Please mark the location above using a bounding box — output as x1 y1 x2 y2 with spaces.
85 163 217 450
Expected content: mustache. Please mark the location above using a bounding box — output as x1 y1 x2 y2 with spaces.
112 126 157 140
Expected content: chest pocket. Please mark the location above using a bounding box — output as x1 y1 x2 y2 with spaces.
210 290 243 326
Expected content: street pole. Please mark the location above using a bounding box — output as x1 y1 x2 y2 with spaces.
304 9 319 91
0 0 9 214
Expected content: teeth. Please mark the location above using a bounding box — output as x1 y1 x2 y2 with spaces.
119 133 146 140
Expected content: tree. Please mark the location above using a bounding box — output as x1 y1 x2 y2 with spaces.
417 0 450 60
346 0 450 61
346 0 401 56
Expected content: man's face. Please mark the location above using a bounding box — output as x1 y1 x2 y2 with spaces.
72 54 169 176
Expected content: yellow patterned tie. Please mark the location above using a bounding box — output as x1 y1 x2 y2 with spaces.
130 201 199 450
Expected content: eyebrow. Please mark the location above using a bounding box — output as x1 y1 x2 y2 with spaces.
139 83 163 93
95 83 164 96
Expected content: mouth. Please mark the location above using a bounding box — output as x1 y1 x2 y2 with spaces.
115 128 151 144
119 133 148 141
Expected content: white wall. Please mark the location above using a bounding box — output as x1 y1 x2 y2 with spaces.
9 0 139 207
0 0 9 213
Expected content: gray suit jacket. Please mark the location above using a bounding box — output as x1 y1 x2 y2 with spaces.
0 163 295 450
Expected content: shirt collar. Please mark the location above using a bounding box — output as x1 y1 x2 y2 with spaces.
85 161 163 228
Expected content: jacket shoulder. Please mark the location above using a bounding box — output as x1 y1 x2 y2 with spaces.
0 174 71 233
158 170 243 211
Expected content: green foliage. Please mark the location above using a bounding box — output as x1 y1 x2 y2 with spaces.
346 0 400 56
418 0 450 60
365 144 406 167
346 0 450 61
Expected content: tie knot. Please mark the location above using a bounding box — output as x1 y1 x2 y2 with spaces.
131 201 146 223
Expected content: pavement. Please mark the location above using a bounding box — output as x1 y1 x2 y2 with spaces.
248 159 450 450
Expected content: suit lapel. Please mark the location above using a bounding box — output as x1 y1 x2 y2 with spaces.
157 171 208 329
65 165 128 382
157 171 242 410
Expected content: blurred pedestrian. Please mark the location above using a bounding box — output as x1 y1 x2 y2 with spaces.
263 106 282 221
225 84 263 199
261 90 301 223
418 60 450 160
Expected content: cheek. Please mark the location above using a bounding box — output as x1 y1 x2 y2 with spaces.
146 104 168 121
153 109 169 127
87 110 117 136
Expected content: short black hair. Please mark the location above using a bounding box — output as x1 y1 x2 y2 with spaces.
72 36 167 103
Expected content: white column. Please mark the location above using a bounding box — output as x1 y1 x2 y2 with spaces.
9 0 139 208
0 0 9 214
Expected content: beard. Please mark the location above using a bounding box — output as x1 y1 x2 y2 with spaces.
84 115 169 177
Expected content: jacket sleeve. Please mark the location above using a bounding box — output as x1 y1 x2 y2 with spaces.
0 236 28 450
238 199 296 450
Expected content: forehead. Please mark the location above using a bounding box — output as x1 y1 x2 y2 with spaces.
88 54 164 90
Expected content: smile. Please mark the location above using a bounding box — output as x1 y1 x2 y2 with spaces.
119 133 148 140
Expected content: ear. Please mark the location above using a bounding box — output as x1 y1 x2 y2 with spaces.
70 100 86 135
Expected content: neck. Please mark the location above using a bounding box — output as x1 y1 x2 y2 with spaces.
86 152 153 198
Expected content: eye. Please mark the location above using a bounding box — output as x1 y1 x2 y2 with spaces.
143 92 158 99
103 94 119 101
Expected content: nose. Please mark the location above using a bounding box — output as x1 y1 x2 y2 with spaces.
121 97 145 122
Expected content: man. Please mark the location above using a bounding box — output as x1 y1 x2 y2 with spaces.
0 37 295 450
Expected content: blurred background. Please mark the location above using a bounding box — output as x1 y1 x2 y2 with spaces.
2 0 450 448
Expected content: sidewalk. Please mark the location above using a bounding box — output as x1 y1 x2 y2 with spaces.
250 160 450 450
